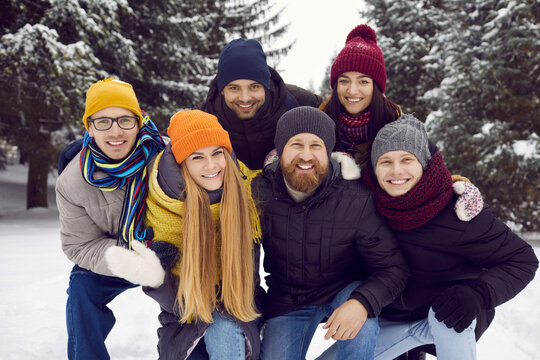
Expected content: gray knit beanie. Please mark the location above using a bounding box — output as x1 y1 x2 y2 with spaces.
274 106 336 157
371 114 431 169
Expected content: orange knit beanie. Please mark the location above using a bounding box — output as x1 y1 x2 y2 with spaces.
82 78 143 130
167 110 232 164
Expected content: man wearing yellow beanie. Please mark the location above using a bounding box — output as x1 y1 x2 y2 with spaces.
55 78 165 360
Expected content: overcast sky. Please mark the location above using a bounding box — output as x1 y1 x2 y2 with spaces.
272 0 367 92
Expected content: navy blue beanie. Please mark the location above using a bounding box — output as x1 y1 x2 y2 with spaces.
217 39 271 92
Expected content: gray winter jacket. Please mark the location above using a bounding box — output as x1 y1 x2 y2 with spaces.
55 152 124 276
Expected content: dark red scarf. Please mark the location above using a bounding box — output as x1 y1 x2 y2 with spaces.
339 110 370 143
362 151 453 230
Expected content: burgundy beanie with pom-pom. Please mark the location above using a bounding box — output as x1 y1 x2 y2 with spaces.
330 24 387 93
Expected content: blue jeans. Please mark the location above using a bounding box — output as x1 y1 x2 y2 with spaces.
261 281 379 360
66 264 137 360
316 308 477 360
375 308 477 360
187 310 246 360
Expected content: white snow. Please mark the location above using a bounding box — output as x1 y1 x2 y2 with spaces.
0 164 538 359
513 139 540 160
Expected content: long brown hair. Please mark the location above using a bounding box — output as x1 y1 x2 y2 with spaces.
177 150 259 324
323 80 401 149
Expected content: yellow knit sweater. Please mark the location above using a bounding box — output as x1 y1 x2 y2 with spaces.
144 151 261 275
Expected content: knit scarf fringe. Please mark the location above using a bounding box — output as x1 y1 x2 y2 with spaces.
80 115 165 248
362 151 454 230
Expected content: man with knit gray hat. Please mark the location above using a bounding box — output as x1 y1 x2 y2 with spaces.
252 106 410 359
371 114 431 170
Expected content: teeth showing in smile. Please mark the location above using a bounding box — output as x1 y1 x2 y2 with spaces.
297 164 313 170
108 141 124 145
347 97 361 103
238 104 252 108
389 179 407 185
202 173 219 178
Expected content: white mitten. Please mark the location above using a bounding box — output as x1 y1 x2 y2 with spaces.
331 151 361 180
453 181 484 221
105 241 165 288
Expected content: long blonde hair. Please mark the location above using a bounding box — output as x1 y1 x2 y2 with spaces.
177 150 259 323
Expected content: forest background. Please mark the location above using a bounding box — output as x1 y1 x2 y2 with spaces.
0 0 538 231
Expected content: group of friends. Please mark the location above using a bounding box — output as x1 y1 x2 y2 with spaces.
55 24 538 360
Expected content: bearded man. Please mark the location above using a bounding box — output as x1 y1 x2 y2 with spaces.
251 106 410 360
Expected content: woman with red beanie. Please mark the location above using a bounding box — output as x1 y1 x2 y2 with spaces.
321 24 401 170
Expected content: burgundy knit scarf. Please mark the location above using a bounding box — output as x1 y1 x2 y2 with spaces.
339 110 370 143
362 151 453 230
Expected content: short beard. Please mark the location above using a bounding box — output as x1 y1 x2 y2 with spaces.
281 157 329 193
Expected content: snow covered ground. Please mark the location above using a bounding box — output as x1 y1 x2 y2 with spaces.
1 164 538 359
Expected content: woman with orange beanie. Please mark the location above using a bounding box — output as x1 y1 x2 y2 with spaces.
321 24 401 170
105 109 264 359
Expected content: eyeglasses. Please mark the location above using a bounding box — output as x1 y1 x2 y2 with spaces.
88 116 138 131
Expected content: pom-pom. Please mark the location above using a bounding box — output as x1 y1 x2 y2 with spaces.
346 24 377 44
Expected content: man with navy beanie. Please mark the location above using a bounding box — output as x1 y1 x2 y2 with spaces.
217 39 271 92
201 38 323 170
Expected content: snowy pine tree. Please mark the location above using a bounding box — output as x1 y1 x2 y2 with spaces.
0 0 289 208
0 0 102 208
222 0 291 65
364 0 540 230
362 0 447 121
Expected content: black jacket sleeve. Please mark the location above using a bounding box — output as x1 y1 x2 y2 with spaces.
349 193 410 317
457 206 538 309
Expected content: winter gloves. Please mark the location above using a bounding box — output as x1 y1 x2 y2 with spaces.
432 280 489 333
149 240 179 270
105 240 165 288
452 179 484 221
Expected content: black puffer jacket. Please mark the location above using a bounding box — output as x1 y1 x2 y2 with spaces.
380 196 539 340
201 67 323 170
252 160 410 320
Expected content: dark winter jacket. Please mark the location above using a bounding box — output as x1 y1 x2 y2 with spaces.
380 195 539 340
201 67 323 170
143 145 265 360
252 159 410 320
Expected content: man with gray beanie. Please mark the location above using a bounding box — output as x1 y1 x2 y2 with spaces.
200 38 322 170
370 114 431 170
252 106 410 359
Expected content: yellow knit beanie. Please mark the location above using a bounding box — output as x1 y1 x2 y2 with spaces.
167 110 232 164
82 78 143 130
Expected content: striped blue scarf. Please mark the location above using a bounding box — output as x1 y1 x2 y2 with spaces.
80 115 165 248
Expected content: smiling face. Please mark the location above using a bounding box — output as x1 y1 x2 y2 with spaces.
184 146 227 191
375 150 423 197
336 71 374 116
87 106 139 160
221 79 266 119
280 133 329 193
